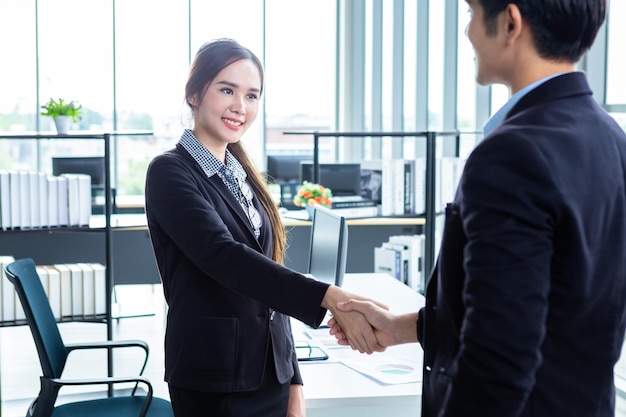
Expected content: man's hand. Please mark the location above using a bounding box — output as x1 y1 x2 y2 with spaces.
321 286 388 354
328 299 419 348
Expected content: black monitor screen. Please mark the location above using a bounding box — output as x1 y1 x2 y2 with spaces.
52 156 105 186
308 206 348 287
300 163 361 196
266 154 312 183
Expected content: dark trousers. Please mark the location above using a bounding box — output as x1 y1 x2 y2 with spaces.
168 349 290 417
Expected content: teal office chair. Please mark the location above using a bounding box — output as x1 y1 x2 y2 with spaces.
4 258 173 417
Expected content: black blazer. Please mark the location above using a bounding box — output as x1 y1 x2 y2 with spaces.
419 72 626 416
145 144 329 392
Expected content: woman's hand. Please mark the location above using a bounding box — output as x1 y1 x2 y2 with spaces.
287 384 306 417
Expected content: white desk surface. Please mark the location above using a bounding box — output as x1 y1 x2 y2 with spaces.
294 273 424 417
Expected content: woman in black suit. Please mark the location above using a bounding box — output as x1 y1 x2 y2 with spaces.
145 39 381 417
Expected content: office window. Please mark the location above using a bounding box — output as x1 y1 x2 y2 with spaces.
403 0 418 133
606 0 626 105
428 0 445 130
264 0 337 163
457 0 477 131
114 0 189 196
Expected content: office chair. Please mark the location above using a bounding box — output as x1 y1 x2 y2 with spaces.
4 258 173 417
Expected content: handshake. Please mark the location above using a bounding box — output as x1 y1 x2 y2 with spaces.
321 286 418 354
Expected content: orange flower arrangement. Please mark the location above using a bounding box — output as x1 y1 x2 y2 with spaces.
292 181 333 208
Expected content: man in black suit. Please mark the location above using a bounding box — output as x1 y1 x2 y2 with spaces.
330 1 626 416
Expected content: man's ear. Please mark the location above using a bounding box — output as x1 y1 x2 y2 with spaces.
504 3 523 42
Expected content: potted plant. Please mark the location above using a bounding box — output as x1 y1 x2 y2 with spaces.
40 97 82 134
293 181 333 218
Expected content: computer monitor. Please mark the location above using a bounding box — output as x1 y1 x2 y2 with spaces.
307 205 348 287
300 162 361 196
266 154 313 184
52 156 105 187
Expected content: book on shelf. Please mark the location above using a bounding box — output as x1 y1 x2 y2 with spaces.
53 263 73 318
389 234 426 292
374 245 400 280
43 265 62 320
89 263 107 315
382 241 410 285
47 176 59 228
9 170 20 229
331 195 377 209
67 263 84 317
0 255 16 322
62 174 81 227
0 170 9 230
28 171 40 228
331 205 379 219
57 175 69 227
78 263 96 316
37 172 48 228
18 171 30 229
76 174 92 226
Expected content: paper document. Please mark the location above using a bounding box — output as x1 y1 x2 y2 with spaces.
340 352 422 385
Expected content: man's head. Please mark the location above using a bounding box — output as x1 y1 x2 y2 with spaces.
472 0 606 62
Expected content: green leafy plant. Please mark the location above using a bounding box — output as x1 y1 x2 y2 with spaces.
293 181 333 208
40 98 83 122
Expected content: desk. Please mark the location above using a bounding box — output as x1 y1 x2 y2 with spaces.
295 273 424 416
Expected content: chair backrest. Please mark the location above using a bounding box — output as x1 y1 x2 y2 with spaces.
5 258 68 378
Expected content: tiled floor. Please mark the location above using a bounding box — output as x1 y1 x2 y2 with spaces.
3 285 626 417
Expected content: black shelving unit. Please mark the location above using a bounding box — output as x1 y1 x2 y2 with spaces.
0 130 152 397
282 130 460 278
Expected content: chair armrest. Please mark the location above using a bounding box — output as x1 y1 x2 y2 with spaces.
65 340 149 375
48 375 154 417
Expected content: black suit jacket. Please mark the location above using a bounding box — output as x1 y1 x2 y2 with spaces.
145 144 329 392
419 72 626 416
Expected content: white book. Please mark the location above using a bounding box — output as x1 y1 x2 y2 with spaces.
18 171 30 229
56 175 69 227
362 160 396 216
53 263 73 317
330 205 379 219
28 171 40 228
381 159 396 217
76 174 92 226
383 241 410 285
440 157 458 208
89 263 107 315
8 170 21 229
389 234 424 292
62 174 80 226
77 263 95 316
44 265 62 320
67 263 84 317
388 159 403 216
1 255 16 322
413 157 426 215
0 170 10 230
37 172 48 228
47 176 59 228
401 160 415 215
374 246 399 280
36 265 49 296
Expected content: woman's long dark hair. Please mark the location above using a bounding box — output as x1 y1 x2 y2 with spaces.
186 38 287 264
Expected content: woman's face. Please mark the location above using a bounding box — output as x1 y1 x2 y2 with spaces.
192 59 261 152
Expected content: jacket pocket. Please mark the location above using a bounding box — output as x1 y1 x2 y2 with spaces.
183 316 239 376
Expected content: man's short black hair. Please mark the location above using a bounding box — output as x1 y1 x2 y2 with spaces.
475 0 606 62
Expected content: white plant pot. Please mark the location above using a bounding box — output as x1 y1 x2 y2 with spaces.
53 116 71 134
